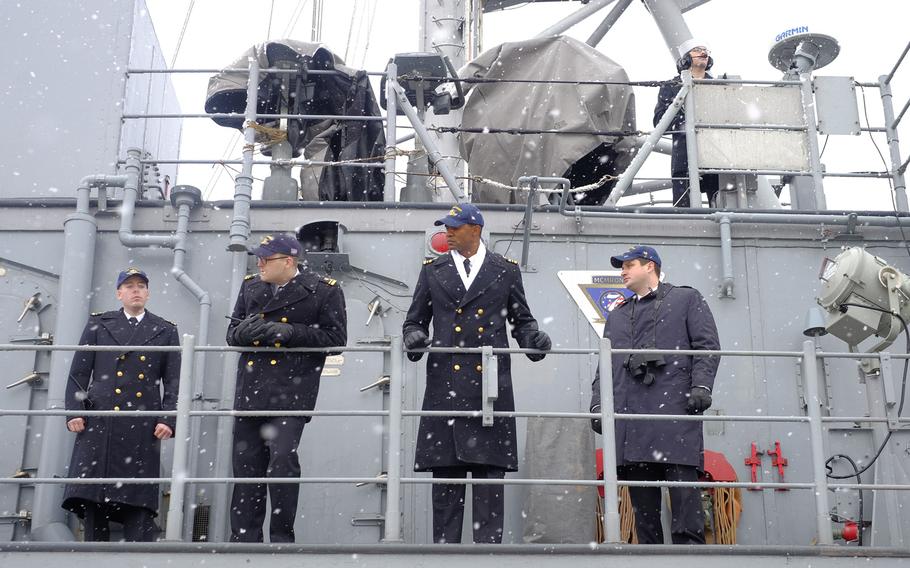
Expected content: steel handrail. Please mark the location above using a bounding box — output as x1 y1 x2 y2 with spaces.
1 338 906 545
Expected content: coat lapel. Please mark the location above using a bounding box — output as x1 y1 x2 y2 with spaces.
429 255 465 304
129 311 167 347
459 253 506 306
261 272 314 314
99 311 130 346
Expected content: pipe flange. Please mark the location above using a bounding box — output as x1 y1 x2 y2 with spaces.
170 185 203 208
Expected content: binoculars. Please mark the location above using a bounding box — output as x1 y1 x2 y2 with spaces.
625 352 666 386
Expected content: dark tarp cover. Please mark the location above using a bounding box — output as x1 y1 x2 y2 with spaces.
205 39 385 201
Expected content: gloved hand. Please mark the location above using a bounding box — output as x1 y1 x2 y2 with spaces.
404 329 431 362
686 386 712 414
526 330 551 362
261 321 295 343
233 315 268 345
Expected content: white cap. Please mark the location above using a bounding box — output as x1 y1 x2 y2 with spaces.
677 38 710 58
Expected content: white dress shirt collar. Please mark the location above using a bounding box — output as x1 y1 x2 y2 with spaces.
451 241 487 290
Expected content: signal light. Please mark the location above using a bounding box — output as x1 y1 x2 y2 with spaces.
429 231 449 255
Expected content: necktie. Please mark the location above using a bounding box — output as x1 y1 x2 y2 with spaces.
463 258 471 277
128 317 138 327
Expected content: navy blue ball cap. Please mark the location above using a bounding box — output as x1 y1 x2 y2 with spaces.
249 233 301 258
434 203 484 228
610 246 662 269
116 267 149 288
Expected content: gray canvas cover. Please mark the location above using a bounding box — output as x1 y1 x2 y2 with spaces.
461 35 635 204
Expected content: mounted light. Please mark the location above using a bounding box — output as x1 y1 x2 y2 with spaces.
816 247 910 355
427 230 449 256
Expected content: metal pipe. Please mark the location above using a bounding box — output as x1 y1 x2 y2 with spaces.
125 158 383 168
718 215 734 298
625 180 673 196
169 195 210 538
701 169 890 179
127 67 368 76
605 84 689 205
9 342 910 358
209 251 247 541
884 39 910 85
30 174 123 541
585 0 632 47
520 180 539 270
228 56 259 251
382 335 404 543
880 76 909 211
558 198 910 226
164 334 197 541
122 113 386 122
799 73 827 210
384 62 398 202
695 123 808 131
120 148 179 248
640 0 694 59
16 476 910 491
598 338 621 543
614 135 673 156
391 82 465 202
801 340 833 545
682 71 702 208
535 0 615 38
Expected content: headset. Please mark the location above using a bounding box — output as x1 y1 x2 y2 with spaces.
676 50 714 73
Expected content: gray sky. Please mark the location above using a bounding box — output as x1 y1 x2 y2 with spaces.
145 0 910 209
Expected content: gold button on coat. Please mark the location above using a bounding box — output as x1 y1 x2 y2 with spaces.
247 360 254 366
138 373 145 379
455 326 462 332
113 406 120 411
476 365 482 372
281 317 288 323
270 359 278 365
139 355 146 361
456 308 463 314
116 371 123 377
135 392 142 398
274 342 281 348
115 388 122 394
478 327 484 333
252 340 260 346
453 364 461 371
477 309 484 315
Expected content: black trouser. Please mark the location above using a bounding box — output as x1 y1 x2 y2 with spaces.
618 462 705 545
671 172 719 208
431 465 507 544
230 416 307 543
82 501 158 542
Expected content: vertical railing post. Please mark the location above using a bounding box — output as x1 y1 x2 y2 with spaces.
879 76 909 212
384 62 398 202
383 335 404 542
799 72 827 210
165 334 197 541
682 70 702 208
801 339 833 545
598 338 621 543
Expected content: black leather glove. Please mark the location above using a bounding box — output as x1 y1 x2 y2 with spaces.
261 321 295 343
686 386 712 415
233 315 268 345
404 329 431 361
526 330 551 362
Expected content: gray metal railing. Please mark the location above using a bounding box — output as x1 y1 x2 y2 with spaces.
121 61 908 211
2 337 910 546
